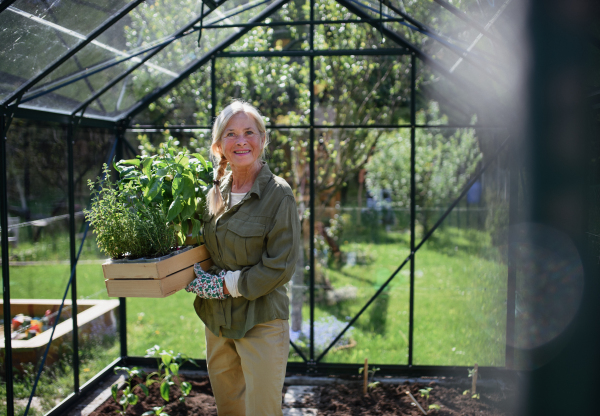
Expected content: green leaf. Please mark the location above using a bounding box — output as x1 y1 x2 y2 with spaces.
170 363 179 375
190 218 202 238
187 358 200 367
160 381 170 402
137 383 149 397
142 157 153 177
142 411 155 416
130 393 139 405
111 384 119 401
146 379 158 387
119 158 141 167
119 395 128 406
179 197 196 222
191 153 208 170
144 177 162 202
181 381 192 396
167 196 184 222
429 404 441 410
161 351 173 367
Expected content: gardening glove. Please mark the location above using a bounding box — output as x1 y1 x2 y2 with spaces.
223 270 242 298
185 267 229 299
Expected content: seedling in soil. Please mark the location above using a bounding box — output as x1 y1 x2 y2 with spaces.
419 387 432 400
112 367 149 415
429 403 442 411
358 359 381 392
142 406 170 416
145 345 198 402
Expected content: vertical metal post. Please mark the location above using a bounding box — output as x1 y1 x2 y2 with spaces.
67 120 80 392
115 128 127 359
211 56 217 121
408 54 416 366
308 0 315 364
1 112 15 416
505 145 518 368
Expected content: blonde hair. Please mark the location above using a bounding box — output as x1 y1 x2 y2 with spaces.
207 100 269 215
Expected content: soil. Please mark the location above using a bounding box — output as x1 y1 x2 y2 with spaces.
91 375 515 415
306 380 516 416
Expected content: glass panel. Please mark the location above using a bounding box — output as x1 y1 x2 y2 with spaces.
267 0 309 23
404 127 508 366
0 0 132 102
215 57 309 126
315 55 411 126
262 128 309 362
309 128 410 364
314 23 400 50
225 25 310 52
415 66 485 126
412 163 508 366
72 126 121 383
4 120 74 414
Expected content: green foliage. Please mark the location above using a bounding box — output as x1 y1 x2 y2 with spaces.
84 165 176 259
358 365 381 390
143 406 170 416
366 102 482 232
145 345 199 403
419 387 433 400
429 403 441 411
115 139 213 245
113 366 149 415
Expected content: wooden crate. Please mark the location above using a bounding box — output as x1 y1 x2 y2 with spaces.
103 245 212 298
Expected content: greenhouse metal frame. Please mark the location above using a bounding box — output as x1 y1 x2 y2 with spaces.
1 0 597 415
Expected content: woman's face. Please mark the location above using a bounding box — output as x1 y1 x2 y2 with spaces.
219 112 264 170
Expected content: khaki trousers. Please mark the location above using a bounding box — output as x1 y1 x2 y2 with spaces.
205 319 290 416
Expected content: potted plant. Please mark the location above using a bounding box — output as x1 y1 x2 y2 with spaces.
85 140 214 298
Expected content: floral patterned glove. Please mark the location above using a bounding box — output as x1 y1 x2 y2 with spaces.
185 266 229 299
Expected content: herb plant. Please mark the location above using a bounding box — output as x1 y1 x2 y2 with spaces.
85 166 176 259
145 345 198 403
142 406 170 416
115 139 213 245
112 367 149 416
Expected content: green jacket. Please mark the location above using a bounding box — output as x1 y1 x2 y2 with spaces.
194 162 300 339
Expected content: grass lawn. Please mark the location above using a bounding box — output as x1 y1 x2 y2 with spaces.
3 224 507 414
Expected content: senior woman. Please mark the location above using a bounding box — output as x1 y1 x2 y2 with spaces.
185 100 300 415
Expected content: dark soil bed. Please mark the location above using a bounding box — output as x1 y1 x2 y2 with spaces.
307 380 516 416
91 375 515 415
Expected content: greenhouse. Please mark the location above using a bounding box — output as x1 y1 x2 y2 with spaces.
0 0 598 415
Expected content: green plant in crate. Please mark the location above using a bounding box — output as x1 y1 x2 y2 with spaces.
115 139 213 245
85 166 176 259
112 366 149 415
145 345 198 403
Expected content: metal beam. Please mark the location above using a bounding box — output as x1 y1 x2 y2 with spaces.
408 53 416 366
216 48 409 58
67 121 80 392
1 111 15 416
433 0 503 44
128 123 505 130
121 0 291 124
202 16 407 28
70 4 218 117
12 106 117 128
334 0 479 96
0 0 18 15
2 0 146 106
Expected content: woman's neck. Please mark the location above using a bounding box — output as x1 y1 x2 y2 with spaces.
231 161 262 193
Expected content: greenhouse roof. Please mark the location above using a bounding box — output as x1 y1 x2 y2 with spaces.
0 0 521 126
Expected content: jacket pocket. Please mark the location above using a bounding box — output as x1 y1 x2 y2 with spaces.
226 218 265 266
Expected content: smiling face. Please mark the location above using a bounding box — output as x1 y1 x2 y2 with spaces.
218 112 265 170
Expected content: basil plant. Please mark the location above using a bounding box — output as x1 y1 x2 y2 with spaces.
115 140 214 246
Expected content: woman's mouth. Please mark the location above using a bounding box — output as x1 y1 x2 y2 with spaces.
234 150 251 154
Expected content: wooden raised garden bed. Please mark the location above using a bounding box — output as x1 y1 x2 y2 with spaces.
103 245 212 298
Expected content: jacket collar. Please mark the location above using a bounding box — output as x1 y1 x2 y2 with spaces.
221 161 272 200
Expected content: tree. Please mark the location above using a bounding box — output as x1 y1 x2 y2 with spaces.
365 101 482 233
